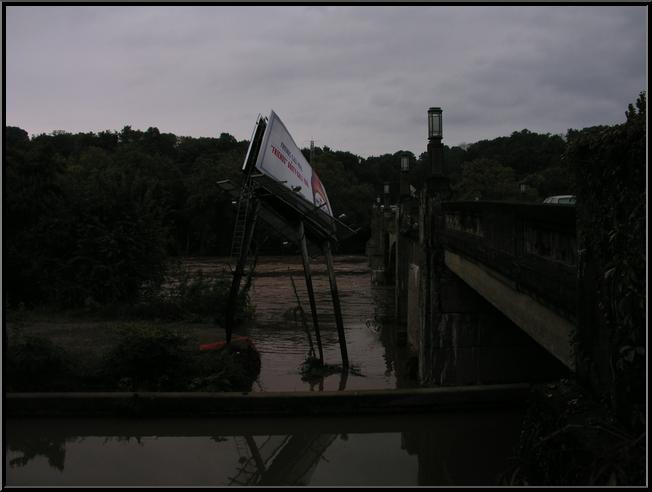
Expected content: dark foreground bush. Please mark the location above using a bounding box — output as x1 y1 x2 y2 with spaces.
191 339 261 392
100 324 191 391
6 334 76 391
101 327 260 392
6 324 261 393
500 380 645 486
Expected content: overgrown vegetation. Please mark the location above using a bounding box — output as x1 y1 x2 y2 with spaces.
6 324 261 393
501 381 645 486
5 122 576 310
499 94 646 486
191 339 262 392
120 267 252 324
101 324 191 391
567 92 646 433
5 331 76 391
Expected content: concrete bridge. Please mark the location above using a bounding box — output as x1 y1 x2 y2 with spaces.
366 105 643 435
440 200 577 369
368 194 577 385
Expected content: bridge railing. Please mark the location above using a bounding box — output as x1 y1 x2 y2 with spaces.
440 201 577 321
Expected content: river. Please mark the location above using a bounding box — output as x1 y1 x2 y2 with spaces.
5 255 526 486
185 255 416 391
5 410 524 486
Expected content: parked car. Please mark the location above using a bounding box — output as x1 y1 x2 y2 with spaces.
543 195 576 205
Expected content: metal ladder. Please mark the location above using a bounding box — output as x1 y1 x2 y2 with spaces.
230 171 255 263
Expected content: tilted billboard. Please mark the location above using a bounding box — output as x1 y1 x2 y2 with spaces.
253 110 333 217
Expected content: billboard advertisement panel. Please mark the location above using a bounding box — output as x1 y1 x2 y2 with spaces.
253 110 333 217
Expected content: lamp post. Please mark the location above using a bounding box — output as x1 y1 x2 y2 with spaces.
400 154 410 199
383 182 390 208
427 107 448 195
401 155 410 172
428 107 443 175
428 107 442 141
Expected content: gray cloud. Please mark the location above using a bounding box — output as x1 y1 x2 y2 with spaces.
5 5 646 157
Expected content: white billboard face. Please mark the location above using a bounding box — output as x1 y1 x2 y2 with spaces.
254 110 333 217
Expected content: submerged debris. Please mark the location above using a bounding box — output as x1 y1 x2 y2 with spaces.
299 356 364 383
300 356 341 381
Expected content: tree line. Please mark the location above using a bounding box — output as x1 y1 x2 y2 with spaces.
7 102 630 308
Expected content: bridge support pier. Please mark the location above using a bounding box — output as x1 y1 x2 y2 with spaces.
419 261 568 385
394 189 568 386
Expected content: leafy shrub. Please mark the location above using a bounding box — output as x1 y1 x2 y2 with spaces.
567 92 646 431
6 322 261 392
503 381 645 486
173 270 230 319
129 269 252 323
6 334 75 391
191 351 247 392
101 324 190 391
191 340 261 392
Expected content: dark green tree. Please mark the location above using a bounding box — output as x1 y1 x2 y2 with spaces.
452 158 522 201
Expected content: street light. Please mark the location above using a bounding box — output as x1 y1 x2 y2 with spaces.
400 155 410 172
400 155 410 199
426 106 447 192
428 107 443 140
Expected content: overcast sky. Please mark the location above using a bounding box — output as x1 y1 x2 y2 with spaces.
4 5 647 157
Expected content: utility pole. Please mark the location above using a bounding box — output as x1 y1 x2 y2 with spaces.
310 140 314 164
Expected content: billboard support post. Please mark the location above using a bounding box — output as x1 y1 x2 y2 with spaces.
220 110 354 367
225 199 260 344
298 220 324 364
324 240 349 369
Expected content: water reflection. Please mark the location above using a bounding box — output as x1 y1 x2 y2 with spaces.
6 411 524 486
8 433 72 471
229 433 337 485
303 369 350 392
5 256 534 485
235 256 417 392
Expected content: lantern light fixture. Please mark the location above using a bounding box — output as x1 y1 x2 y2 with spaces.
401 155 410 172
428 107 443 140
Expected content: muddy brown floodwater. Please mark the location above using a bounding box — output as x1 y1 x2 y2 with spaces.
184 255 416 391
5 255 527 486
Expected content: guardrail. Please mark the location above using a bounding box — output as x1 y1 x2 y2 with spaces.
440 201 577 320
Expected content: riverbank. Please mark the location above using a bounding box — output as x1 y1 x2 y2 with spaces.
5 255 416 392
6 384 530 418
